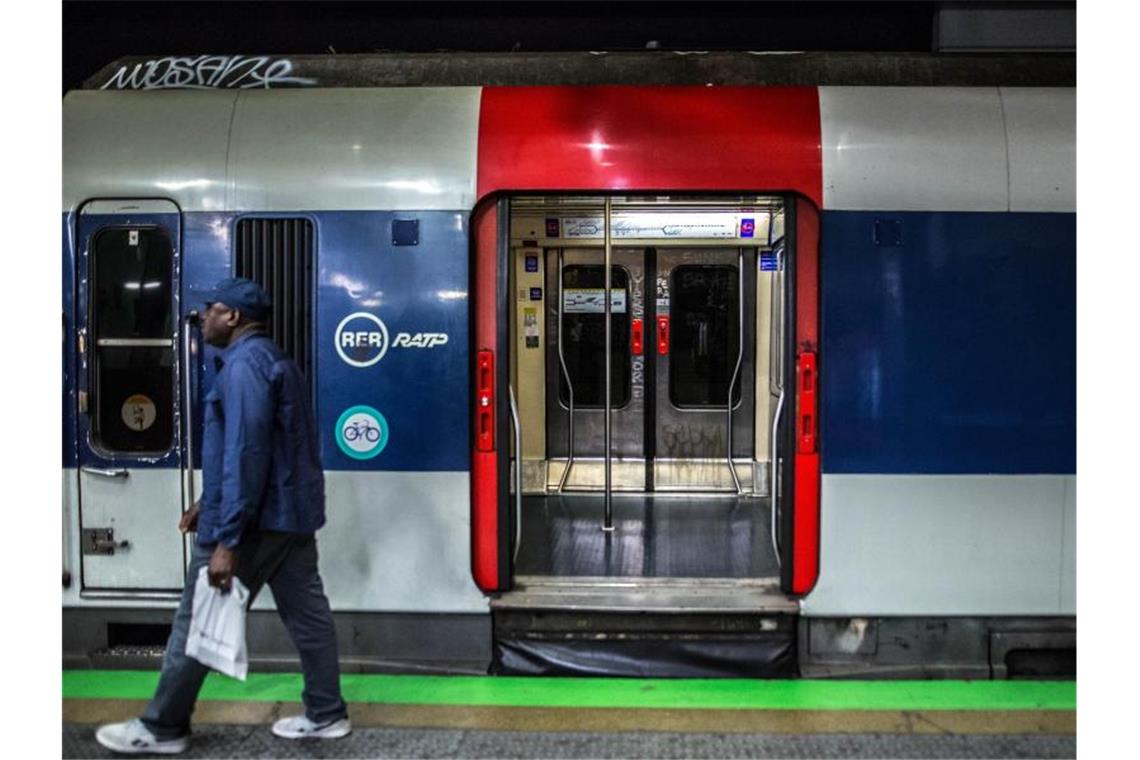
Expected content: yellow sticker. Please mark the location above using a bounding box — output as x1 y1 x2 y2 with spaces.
121 394 157 432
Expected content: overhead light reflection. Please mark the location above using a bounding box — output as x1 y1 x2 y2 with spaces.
381 180 443 195
328 273 368 298
155 178 213 192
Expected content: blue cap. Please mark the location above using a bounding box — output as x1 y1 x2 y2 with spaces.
202 277 272 321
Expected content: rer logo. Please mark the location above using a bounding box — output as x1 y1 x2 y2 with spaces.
739 218 756 238
335 312 390 368
335 405 389 460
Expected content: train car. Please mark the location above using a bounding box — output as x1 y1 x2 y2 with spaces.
62 54 1075 679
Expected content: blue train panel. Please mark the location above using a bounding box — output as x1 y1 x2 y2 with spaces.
184 211 471 472
820 211 1076 475
311 211 470 471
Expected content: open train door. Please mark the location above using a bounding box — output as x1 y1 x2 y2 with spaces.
470 197 512 593
469 86 823 598
773 196 821 596
470 193 821 597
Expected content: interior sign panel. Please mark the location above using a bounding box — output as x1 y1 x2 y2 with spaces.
563 288 628 314
561 212 769 240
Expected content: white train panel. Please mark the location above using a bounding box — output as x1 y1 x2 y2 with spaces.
263 471 488 613
63 90 234 213
1002 87 1076 213
229 88 481 212
801 474 1075 616
819 87 1008 212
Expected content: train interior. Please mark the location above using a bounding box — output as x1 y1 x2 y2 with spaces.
495 195 798 676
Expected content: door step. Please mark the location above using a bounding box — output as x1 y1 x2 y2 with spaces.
491 576 798 677
494 575 798 614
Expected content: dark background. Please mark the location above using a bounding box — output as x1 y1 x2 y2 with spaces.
63 1 949 92
63 1 1079 93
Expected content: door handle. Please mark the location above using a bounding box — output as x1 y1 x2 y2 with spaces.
797 351 818 454
475 350 495 451
81 467 129 479
182 311 200 516
631 318 644 355
656 316 670 355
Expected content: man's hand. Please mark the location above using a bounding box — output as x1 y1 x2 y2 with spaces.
179 502 201 534
207 544 238 593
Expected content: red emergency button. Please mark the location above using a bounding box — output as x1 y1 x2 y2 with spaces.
657 316 670 355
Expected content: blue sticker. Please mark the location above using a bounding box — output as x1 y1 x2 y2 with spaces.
335 405 389 460
545 218 560 237
760 252 778 271
525 255 539 273
530 287 543 301
740 218 756 238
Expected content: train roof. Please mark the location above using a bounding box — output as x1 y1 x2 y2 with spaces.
81 51 1075 91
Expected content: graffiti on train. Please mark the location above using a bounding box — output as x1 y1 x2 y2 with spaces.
100 56 318 90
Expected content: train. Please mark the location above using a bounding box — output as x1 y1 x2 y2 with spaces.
62 53 1075 679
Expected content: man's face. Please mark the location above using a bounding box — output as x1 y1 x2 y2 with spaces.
200 302 241 348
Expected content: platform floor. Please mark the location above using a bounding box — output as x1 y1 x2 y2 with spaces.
63 722 1076 759
63 670 1076 759
514 494 780 578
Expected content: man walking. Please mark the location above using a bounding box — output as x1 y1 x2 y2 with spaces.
96 278 350 754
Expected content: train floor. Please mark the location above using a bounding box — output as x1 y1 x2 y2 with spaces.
513 493 780 578
63 671 1076 759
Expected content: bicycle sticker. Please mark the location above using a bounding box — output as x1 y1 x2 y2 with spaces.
335 405 389 460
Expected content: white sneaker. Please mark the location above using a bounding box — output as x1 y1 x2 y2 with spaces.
271 714 352 739
94 718 189 755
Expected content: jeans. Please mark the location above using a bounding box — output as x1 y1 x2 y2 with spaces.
140 533 347 740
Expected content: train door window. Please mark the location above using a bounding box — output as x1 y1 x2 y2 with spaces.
558 265 631 408
234 218 315 391
669 265 741 408
90 227 176 454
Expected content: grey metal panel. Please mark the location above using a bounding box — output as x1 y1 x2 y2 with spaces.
62 469 83 607
801 475 1075 617
819 87 1008 212
1060 476 1075 611
267 471 487 613
78 468 186 590
229 88 480 211
80 199 181 216
64 466 179 610
85 52 1076 90
63 91 235 213
1001 88 1075 213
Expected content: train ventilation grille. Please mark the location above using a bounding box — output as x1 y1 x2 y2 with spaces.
234 217 316 392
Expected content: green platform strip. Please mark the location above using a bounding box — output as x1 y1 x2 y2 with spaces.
63 671 1075 712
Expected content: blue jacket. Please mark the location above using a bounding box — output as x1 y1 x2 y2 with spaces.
197 332 326 548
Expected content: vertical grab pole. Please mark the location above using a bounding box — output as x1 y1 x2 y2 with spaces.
769 245 785 564
555 249 575 493
602 197 614 532
726 249 745 494
509 383 523 563
182 311 199 516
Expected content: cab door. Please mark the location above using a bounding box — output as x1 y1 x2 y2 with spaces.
75 199 186 591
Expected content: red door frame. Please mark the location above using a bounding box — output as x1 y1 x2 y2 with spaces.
470 86 822 595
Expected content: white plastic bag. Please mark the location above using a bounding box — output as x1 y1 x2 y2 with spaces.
184 566 250 681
